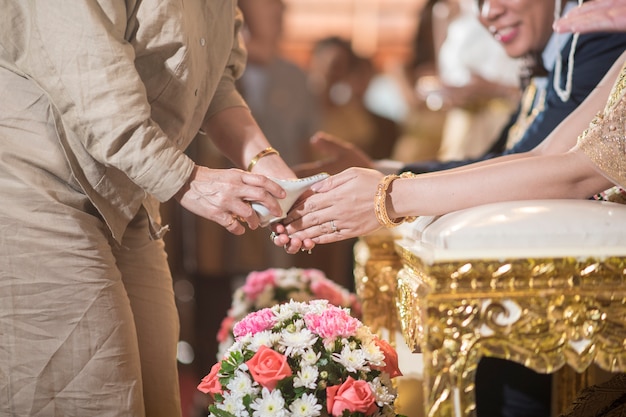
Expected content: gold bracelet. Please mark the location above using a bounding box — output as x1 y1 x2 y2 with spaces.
374 173 418 228
247 147 280 172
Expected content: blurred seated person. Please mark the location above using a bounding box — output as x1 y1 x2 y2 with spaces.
433 0 522 161
365 0 450 164
237 0 320 167
307 36 399 161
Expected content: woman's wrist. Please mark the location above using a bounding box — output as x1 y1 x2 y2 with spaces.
374 173 418 228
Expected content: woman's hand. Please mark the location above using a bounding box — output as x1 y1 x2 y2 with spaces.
273 167 384 253
554 0 626 34
176 165 286 234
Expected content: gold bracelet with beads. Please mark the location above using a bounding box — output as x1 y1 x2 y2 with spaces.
247 147 280 172
374 173 418 228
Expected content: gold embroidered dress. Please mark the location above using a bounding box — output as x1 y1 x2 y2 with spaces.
576 62 626 190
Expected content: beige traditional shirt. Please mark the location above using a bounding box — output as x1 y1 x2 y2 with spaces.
0 0 248 241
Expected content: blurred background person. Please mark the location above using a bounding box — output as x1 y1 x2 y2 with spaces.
237 0 321 167
367 0 449 164
430 0 522 161
307 36 400 161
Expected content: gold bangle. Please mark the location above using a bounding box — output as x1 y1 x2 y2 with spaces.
247 147 280 172
374 173 418 228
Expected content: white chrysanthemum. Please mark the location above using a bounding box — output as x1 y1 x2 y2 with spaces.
226 369 258 396
274 301 301 322
308 299 330 312
293 364 319 389
233 334 252 350
250 387 288 417
369 377 396 406
255 286 277 309
332 345 368 372
218 391 249 416
289 393 323 417
281 328 317 357
292 318 306 331
361 339 385 366
300 348 321 366
250 330 281 351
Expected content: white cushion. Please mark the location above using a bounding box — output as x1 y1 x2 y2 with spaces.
397 199 626 263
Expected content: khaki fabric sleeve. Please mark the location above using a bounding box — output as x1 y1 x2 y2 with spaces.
0 1 193 202
204 5 249 123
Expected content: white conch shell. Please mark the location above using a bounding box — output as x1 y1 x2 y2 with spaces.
252 173 329 227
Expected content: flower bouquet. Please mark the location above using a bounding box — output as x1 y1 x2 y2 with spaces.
199 300 405 417
216 268 362 360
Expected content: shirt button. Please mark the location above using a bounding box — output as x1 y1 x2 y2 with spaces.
200 38 206 46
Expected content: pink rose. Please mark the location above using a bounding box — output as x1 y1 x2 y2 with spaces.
242 269 276 300
310 278 346 307
197 362 223 398
217 316 235 343
372 337 403 378
246 345 293 390
326 376 378 416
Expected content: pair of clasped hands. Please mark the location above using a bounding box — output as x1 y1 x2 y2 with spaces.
268 132 383 255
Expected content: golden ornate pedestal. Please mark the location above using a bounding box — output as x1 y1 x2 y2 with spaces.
354 230 404 341
357 200 626 417
395 250 626 417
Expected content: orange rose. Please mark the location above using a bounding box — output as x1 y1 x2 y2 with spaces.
197 362 223 398
245 345 292 390
373 337 403 378
326 376 378 416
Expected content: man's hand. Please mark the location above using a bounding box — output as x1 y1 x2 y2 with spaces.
176 165 286 234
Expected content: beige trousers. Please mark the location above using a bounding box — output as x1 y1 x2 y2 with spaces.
0 76 181 417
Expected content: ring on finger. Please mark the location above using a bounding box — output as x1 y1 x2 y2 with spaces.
330 219 338 233
269 231 277 242
227 216 236 227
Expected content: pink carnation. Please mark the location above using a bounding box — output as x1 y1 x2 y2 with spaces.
304 305 360 339
233 308 276 338
242 269 276 300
